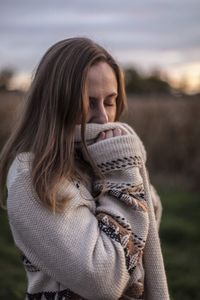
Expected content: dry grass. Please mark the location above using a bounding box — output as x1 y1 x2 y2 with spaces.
0 92 24 149
1 92 199 189
121 96 200 190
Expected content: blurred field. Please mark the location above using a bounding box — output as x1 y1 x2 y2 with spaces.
122 96 200 190
0 209 27 299
1 92 200 190
0 92 200 299
160 187 200 300
0 91 24 149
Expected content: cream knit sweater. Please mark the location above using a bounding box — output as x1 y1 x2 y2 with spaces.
6 122 169 300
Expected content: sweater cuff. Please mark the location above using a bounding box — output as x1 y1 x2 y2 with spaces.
86 134 143 174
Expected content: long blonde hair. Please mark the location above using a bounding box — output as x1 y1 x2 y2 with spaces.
0 37 127 213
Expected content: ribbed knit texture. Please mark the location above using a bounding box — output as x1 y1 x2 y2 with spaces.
6 121 169 300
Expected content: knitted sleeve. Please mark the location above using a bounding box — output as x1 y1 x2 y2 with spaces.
85 132 149 299
6 149 145 300
118 122 163 229
79 122 169 300
150 184 162 229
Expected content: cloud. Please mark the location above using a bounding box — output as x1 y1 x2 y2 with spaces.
0 0 200 75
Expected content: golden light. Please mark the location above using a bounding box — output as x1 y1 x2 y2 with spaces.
167 62 200 94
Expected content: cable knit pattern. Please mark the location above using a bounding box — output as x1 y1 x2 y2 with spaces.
6 121 169 300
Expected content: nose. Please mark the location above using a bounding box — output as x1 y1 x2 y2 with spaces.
95 103 108 124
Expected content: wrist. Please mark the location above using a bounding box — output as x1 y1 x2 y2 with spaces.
87 134 143 174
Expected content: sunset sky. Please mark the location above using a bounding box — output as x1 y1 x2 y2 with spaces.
1 0 200 93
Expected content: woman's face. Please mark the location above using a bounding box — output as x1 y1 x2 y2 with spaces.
78 61 118 124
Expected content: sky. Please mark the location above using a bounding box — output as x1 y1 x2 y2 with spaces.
0 0 200 93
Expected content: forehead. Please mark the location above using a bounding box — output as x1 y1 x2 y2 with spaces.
86 62 118 95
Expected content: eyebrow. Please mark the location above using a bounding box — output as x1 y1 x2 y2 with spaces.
106 92 118 98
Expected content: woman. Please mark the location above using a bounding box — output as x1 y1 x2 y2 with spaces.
0 37 169 300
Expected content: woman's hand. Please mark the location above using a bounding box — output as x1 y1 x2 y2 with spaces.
95 128 127 143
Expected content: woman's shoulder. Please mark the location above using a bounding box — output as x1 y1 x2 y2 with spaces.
6 152 34 190
6 152 95 211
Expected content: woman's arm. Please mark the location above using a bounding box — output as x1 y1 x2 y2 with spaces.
150 184 162 229
118 122 163 229
85 130 149 299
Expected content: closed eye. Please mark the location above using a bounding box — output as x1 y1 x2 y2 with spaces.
104 97 117 107
104 102 115 106
89 95 117 108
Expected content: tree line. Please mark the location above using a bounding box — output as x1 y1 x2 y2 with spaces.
0 67 199 96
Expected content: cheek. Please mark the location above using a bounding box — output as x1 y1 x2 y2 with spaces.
76 107 91 124
85 106 93 123
107 106 117 122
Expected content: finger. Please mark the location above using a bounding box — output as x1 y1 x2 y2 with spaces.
113 128 122 137
121 129 127 135
105 130 113 139
96 131 105 142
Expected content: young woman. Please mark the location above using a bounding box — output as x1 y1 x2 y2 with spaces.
0 37 169 300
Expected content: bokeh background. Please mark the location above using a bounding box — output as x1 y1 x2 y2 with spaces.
0 1 200 299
